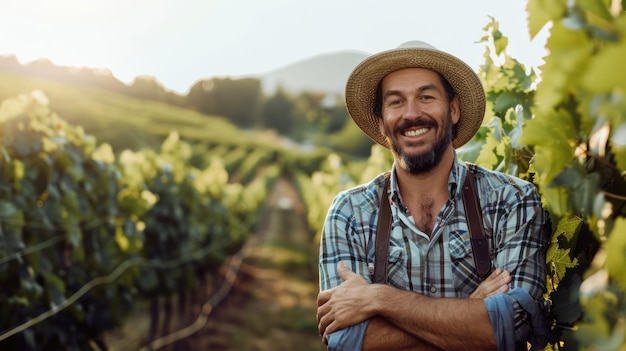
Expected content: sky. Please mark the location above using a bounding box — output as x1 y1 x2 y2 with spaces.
0 0 549 94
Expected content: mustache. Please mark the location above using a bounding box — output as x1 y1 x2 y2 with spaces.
394 118 437 134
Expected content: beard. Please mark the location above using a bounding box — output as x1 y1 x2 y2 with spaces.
384 112 454 175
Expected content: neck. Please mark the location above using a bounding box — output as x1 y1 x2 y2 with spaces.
394 147 455 203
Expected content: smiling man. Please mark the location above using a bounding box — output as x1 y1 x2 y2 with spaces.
316 42 550 351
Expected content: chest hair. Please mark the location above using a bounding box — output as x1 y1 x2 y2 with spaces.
410 198 436 236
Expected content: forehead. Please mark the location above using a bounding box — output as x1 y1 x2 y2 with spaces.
381 67 442 90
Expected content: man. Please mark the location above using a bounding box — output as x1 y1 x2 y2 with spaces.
316 41 549 351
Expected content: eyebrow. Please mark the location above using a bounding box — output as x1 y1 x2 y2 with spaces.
382 83 439 99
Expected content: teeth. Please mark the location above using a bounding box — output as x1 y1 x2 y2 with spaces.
404 128 429 137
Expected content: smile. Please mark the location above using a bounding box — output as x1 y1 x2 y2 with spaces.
403 127 430 137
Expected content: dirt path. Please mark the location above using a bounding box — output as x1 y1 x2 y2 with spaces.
105 176 325 351
195 176 325 350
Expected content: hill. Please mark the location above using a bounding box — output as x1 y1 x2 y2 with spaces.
0 72 258 152
257 50 369 96
0 50 370 99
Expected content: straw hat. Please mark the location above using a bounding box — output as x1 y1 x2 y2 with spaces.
345 41 486 149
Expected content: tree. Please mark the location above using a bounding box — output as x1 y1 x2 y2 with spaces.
185 77 263 127
261 87 296 134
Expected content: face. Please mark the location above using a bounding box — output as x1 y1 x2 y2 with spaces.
378 68 460 174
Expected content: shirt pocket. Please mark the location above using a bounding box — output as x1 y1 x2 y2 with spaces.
449 229 480 296
386 244 409 289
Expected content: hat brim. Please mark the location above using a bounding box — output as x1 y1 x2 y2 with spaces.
345 47 486 149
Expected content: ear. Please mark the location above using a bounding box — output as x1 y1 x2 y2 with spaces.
450 96 461 125
378 116 386 136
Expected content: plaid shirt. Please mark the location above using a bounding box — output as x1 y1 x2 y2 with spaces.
319 157 548 344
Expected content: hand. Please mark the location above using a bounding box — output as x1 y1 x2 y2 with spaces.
316 261 375 343
469 268 511 299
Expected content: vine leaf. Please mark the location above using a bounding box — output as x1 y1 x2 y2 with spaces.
581 40 626 93
547 215 582 283
605 218 626 291
526 0 567 39
520 109 577 186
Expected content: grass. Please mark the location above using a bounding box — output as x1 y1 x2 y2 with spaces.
0 72 253 152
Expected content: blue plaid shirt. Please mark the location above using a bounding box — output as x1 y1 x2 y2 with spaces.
319 157 549 350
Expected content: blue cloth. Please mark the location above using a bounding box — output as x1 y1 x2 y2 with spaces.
326 321 369 351
485 288 549 351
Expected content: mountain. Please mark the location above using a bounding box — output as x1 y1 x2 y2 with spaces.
0 50 370 99
256 50 369 96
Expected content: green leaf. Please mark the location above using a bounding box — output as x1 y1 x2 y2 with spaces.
43 272 66 309
605 218 626 291
526 0 567 38
549 265 584 325
475 132 501 169
137 268 159 291
520 109 577 185
577 0 613 21
547 215 582 283
576 292 612 340
493 30 509 55
0 200 18 220
612 142 626 172
580 40 626 94
534 22 592 114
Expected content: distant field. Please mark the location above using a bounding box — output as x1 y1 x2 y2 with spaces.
0 72 254 152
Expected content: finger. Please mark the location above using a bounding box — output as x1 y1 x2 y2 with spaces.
317 287 335 307
318 311 331 336
316 303 329 323
323 319 340 342
501 270 511 283
337 260 357 281
488 267 503 279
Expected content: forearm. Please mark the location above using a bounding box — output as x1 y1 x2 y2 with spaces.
371 285 497 350
363 317 443 351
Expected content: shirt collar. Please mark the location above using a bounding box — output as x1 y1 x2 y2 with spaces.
388 153 468 211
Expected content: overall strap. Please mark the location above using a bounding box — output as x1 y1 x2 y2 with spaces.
462 167 491 280
373 172 392 284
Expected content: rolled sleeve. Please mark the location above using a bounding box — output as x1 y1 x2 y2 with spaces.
485 288 549 351
326 321 370 351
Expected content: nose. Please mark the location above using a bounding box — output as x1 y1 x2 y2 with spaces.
404 99 421 119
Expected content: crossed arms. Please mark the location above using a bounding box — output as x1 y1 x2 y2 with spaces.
317 261 511 350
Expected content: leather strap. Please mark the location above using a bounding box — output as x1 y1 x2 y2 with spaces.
373 167 491 284
373 172 392 284
462 168 492 279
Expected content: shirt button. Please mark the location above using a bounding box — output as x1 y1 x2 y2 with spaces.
430 285 437 293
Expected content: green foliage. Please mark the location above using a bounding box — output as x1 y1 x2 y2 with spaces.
186 77 263 128
0 73 248 152
0 92 279 349
0 93 140 349
524 1 626 349
261 88 296 134
327 119 376 158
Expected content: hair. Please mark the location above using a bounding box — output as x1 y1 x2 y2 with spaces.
373 71 455 117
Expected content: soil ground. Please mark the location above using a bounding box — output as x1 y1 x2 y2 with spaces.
104 177 326 351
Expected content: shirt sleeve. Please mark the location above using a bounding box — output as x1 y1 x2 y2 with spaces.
484 288 550 351
319 186 378 350
319 189 374 290
326 321 370 351
487 178 549 344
